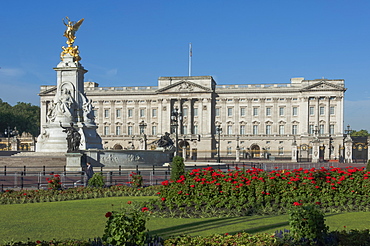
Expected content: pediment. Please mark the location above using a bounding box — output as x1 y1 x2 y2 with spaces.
302 81 344 91
156 80 212 93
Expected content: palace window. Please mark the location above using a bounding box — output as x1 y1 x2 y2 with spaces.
116 126 121 135
140 109 145 117
292 107 298 116
104 109 109 118
227 146 232 155
309 125 314 135
194 108 198 117
128 126 133 135
253 125 258 135
266 125 271 135
279 107 285 116
240 107 246 116
116 109 121 118
278 147 284 155
292 125 298 135
319 124 324 135
227 125 233 135
152 108 157 117
128 109 133 118
329 124 334 135
183 108 188 117
240 125 245 135
330 106 335 115
279 125 285 135
152 126 157 135
215 108 220 116
227 108 233 117
253 107 258 116
193 125 198 134
104 126 109 135
319 106 325 115
266 107 271 116
309 107 314 115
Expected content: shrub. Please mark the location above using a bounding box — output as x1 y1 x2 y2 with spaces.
130 172 143 188
46 174 62 190
102 205 150 246
170 156 185 181
289 203 328 245
88 172 105 188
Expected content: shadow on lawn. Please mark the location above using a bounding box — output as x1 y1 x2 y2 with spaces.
149 213 340 238
149 215 289 238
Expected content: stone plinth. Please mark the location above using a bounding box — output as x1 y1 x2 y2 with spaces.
66 152 83 171
84 149 174 169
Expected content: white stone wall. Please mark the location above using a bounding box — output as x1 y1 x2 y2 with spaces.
39 76 346 161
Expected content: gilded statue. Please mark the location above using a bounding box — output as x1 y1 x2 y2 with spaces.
63 17 84 46
61 17 84 62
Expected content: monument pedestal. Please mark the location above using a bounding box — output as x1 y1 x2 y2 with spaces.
66 152 83 171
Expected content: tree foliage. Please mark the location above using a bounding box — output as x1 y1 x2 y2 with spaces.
0 99 40 137
350 129 370 137
170 156 185 181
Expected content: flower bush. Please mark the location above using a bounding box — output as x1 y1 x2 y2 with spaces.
289 203 328 245
46 174 62 190
102 203 150 245
0 185 160 205
129 172 143 188
145 166 370 217
88 172 105 188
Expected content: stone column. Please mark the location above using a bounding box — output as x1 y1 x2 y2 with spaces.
235 147 240 162
312 138 320 162
344 135 353 163
291 138 298 162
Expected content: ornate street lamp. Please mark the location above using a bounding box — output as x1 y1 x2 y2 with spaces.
171 107 182 156
139 120 147 150
216 125 222 163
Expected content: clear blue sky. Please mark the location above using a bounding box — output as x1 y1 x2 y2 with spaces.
0 1 369 131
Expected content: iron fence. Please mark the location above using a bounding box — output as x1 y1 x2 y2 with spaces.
0 161 357 190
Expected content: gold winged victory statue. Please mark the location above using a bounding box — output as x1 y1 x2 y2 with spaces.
61 17 84 62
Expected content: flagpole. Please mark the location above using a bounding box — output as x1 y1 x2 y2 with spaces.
188 43 192 76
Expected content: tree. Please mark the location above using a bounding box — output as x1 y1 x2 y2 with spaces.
171 156 185 181
0 99 40 137
350 129 370 137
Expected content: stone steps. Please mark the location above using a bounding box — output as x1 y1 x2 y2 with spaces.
0 156 66 172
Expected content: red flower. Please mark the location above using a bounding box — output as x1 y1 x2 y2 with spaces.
161 197 166 201
315 202 321 205
142 207 149 212
127 201 132 204
190 185 195 188
293 202 302 206
23 193 27 196
178 191 182 194
36 240 41 244
54 174 60 178
105 212 112 218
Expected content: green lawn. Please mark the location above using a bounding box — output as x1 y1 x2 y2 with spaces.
1 197 370 242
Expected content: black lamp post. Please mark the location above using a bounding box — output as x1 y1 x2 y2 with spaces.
139 120 147 150
216 125 222 163
171 107 182 156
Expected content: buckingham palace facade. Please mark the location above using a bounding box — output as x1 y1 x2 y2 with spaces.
39 76 346 161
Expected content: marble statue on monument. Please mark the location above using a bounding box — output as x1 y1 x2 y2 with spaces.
36 17 103 152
